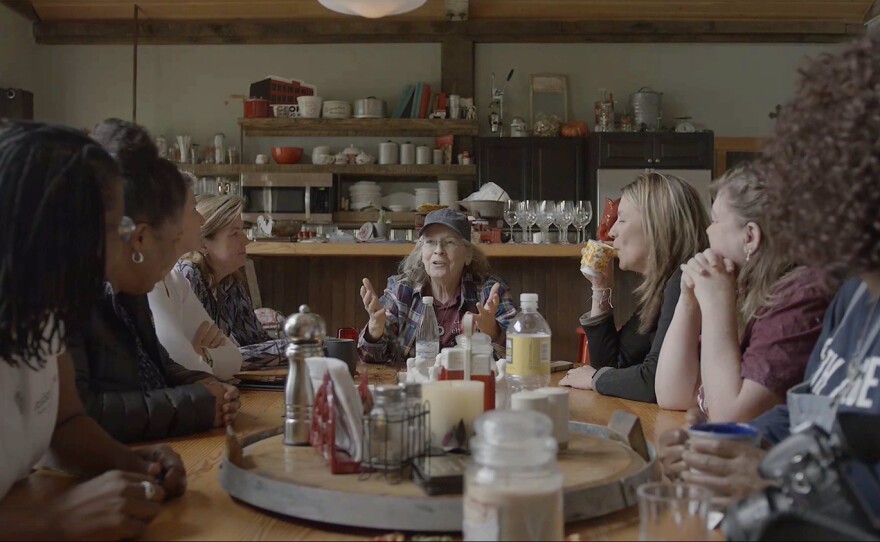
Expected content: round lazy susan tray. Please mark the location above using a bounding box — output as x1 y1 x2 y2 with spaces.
219 421 660 532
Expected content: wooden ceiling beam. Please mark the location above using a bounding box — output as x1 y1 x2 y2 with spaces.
1 0 40 22
33 18 860 45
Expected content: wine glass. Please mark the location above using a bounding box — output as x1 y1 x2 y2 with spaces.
521 200 538 243
573 201 593 243
556 200 574 244
503 200 520 243
536 200 556 244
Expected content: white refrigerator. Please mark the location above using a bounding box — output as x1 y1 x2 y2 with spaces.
595 167 713 325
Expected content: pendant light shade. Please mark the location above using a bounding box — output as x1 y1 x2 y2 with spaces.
318 0 427 19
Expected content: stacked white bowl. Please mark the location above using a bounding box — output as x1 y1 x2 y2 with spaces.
437 180 458 209
415 187 439 208
349 181 382 211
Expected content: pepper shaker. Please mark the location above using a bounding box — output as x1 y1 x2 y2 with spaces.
282 305 327 446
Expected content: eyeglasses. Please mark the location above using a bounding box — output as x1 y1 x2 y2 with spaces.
118 215 136 241
421 238 464 251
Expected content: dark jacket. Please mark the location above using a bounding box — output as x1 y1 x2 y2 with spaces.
580 269 682 403
68 290 217 443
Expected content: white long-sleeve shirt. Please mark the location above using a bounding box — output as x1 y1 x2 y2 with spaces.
148 268 242 381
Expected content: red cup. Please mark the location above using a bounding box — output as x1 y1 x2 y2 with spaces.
243 98 269 118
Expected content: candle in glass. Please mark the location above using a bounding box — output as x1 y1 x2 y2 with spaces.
421 380 485 450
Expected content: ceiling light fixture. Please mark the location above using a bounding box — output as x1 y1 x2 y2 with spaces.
317 0 427 19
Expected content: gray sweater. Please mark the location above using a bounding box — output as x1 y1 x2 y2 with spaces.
579 269 681 403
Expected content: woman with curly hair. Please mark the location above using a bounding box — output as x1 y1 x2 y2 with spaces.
655 164 835 421
659 36 880 508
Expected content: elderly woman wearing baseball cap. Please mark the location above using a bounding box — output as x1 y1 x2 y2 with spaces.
359 209 517 365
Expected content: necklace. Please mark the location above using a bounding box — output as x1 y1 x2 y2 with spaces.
434 297 459 337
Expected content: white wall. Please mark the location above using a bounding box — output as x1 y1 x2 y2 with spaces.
0 7 37 92
29 38 836 146
476 42 834 137
36 43 441 158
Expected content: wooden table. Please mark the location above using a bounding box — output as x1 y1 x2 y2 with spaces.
3 372 688 541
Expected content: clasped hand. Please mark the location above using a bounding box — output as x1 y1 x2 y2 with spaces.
680 248 737 308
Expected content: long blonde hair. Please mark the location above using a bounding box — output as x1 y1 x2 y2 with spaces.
623 173 710 334
182 194 245 288
398 238 492 286
710 164 797 325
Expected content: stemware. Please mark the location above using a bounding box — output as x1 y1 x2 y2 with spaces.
503 200 520 243
536 200 556 244
573 200 593 243
556 200 574 244
519 200 538 243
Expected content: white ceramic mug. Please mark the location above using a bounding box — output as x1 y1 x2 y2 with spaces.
297 96 323 118
255 154 269 165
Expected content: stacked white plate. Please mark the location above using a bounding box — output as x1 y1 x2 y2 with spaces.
438 180 458 209
349 181 382 211
415 187 439 207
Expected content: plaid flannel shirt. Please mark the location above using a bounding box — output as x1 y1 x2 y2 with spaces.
358 273 517 365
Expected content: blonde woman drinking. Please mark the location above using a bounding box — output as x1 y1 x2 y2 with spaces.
561 173 709 402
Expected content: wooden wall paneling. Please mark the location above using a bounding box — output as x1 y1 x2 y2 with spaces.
252 255 586 363
31 0 443 21
33 18 861 45
1 0 40 21
30 0 872 23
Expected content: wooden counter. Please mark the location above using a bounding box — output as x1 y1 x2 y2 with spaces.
247 242 589 361
1 372 689 541
248 242 584 258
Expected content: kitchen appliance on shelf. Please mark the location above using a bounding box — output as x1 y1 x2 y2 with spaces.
241 172 333 223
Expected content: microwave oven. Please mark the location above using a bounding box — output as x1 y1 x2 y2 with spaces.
240 172 333 223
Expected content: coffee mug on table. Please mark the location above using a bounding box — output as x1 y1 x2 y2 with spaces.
324 338 356 376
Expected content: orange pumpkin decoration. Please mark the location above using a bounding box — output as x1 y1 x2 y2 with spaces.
561 120 589 137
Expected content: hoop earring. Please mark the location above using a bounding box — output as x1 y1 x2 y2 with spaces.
132 251 144 264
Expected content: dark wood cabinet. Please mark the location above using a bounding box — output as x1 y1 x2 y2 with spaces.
477 137 586 201
593 132 713 169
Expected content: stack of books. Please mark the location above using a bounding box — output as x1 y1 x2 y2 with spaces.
392 82 447 119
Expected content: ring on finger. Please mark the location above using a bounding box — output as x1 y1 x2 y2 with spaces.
142 480 156 500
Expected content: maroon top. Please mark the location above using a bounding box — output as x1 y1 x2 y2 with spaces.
435 293 462 346
698 267 834 413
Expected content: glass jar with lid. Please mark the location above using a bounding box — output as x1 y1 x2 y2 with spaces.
463 410 563 541
368 385 406 469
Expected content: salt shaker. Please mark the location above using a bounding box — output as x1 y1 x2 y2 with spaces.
282 305 326 446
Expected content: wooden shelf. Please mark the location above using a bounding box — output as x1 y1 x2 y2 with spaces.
332 211 414 227
238 118 479 137
247 242 584 258
179 163 476 177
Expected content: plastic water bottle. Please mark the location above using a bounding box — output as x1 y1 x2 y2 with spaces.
506 293 551 394
415 296 440 362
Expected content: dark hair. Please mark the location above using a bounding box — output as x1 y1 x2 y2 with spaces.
0 121 120 368
91 118 187 228
761 36 880 276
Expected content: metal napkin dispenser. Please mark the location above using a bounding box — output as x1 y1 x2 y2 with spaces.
283 304 326 446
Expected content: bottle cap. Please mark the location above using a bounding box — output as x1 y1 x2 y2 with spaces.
423 296 434 305
520 293 538 304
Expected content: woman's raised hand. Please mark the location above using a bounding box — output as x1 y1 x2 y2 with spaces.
361 278 386 341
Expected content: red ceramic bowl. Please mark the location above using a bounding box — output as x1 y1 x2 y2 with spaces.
270 146 303 164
